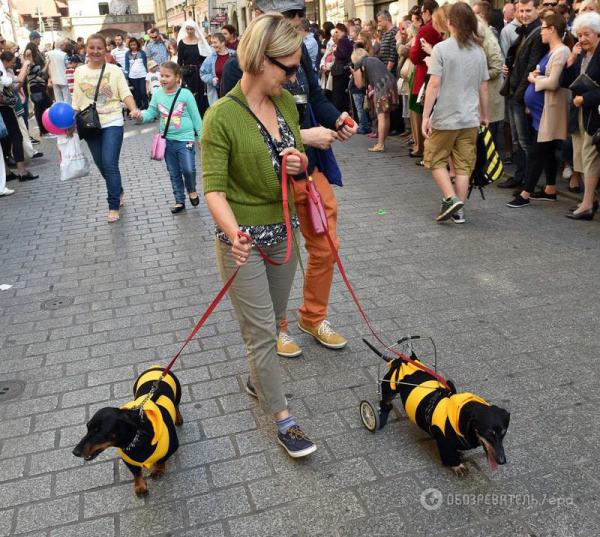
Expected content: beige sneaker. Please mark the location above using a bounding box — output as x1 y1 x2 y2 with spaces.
277 332 302 358
298 320 347 350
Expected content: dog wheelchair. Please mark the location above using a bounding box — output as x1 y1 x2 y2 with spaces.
359 335 456 433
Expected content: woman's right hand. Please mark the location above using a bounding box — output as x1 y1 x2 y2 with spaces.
301 126 338 150
567 43 582 67
232 233 252 267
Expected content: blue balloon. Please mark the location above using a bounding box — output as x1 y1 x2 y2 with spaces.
48 102 75 129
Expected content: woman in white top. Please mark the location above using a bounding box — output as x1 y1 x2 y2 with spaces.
125 37 148 110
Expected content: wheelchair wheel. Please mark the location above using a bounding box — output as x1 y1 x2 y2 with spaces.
359 400 380 433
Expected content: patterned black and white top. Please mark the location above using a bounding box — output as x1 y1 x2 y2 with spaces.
217 107 300 247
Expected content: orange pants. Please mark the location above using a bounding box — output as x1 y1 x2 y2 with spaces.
287 169 340 329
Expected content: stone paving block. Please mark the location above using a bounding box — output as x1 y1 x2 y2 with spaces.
0 474 51 509
87 365 136 387
33 406 87 432
1 430 56 458
45 348 90 365
65 354 111 375
119 501 187 537
144 467 210 506
61 384 111 408
29 447 87 475
36 374 87 397
55 461 114 496
0 457 26 483
83 482 145 519
169 523 225 537
176 437 236 469
200 410 257 439
178 399 221 422
0 509 13 537
190 376 243 401
217 392 255 414
48 324 91 341
15 497 80 534
187 486 253 525
49 517 115 537
25 338 70 357
209 453 272 488
0 417 31 440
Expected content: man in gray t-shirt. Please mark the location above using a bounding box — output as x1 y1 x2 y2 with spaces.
421 9 489 224
427 37 489 130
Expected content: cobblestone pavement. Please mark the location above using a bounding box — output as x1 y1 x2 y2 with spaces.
1 122 599 537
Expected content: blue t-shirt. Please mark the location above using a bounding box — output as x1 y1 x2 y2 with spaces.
524 52 550 132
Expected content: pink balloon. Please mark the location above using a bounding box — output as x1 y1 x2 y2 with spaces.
42 108 68 135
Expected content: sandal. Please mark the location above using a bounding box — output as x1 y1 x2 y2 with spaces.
415 159 425 167
409 150 423 158
107 210 120 223
189 193 200 207
171 204 185 214
368 144 385 152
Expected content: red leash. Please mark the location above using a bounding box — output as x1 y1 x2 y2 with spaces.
313 181 452 391
149 155 296 391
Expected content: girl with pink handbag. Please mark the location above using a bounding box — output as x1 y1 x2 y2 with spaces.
132 61 203 214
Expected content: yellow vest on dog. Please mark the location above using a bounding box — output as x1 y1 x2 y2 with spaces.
117 395 176 469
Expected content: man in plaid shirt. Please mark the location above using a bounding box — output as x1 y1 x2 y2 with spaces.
377 10 399 72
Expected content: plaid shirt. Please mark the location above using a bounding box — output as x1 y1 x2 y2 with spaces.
378 27 399 70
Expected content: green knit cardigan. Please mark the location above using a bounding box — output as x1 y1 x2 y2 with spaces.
201 82 305 226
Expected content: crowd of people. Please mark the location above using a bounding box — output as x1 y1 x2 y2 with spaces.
2 0 600 457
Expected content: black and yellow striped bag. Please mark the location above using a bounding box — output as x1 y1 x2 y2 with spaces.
469 126 503 198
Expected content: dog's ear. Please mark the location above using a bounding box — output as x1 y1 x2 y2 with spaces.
118 409 140 428
498 407 510 429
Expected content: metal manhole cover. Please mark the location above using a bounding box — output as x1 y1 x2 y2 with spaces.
41 296 74 310
0 380 26 402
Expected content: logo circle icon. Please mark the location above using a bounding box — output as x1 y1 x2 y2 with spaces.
420 488 443 511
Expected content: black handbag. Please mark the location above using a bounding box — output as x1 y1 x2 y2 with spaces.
0 86 17 108
76 63 106 139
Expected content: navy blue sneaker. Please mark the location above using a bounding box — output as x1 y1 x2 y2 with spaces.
277 424 317 458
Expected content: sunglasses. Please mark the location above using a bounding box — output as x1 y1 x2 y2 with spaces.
267 56 299 77
542 2 557 5
282 8 306 19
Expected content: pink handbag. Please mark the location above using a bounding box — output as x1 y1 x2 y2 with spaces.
306 176 328 235
150 87 181 161
150 134 166 161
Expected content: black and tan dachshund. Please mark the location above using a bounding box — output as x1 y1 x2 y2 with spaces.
365 339 510 476
73 366 183 496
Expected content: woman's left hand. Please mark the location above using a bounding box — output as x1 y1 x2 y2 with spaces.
279 147 307 176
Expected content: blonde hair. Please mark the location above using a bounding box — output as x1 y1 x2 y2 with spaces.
237 12 303 75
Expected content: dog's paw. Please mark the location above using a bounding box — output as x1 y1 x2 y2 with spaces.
150 462 165 479
452 463 468 477
134 476 148 496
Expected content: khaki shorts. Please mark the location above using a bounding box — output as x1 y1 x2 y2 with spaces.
572 111 600 177
424 127 478 176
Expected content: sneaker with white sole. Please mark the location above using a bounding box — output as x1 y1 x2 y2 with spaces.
277 332 302 358
277 424 317 458
562 164 573 181
0 188 14 196
451 208 465 224
298 319 347 349
436 196 464 222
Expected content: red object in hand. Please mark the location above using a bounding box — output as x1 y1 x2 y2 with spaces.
344 118 355 128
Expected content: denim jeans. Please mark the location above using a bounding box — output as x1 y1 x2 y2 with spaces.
507 98 534 182
164 140 197 204
352 92 370 133
85 126 124 210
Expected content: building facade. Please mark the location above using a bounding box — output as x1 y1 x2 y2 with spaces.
63 0 154 39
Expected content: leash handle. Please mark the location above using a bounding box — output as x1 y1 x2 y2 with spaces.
236 153 300 266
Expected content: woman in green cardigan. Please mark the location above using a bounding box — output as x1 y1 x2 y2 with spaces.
202 13 316 458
